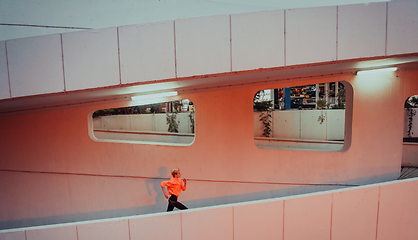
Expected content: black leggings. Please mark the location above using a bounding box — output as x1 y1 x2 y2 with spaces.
167 195 188 212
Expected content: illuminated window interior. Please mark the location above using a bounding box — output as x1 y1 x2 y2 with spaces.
404 95 418 143
253 81 352 152
90 99 195 146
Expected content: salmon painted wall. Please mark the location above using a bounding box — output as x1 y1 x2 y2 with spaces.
0 68 417 229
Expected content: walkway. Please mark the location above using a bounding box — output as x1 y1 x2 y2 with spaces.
399 166 418 180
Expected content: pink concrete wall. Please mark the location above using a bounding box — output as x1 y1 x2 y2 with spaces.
1 178 417 240
0 69 417 229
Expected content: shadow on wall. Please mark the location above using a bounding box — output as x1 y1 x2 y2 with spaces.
0 171 398 230
145 166 168 208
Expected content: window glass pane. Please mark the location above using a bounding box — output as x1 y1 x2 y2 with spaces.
91 99 195 146
404 95 418 142
254 81 351 152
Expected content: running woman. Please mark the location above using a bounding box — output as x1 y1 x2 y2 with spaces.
161 168 188 211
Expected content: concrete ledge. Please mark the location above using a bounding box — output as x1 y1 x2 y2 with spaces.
1 177 417 240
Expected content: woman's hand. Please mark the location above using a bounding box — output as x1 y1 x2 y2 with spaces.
161 186 169 199
183 178 187 187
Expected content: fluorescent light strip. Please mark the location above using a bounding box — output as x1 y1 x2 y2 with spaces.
131 91 178 101
356 67 397 75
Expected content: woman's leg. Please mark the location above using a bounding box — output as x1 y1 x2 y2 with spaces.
172 201 188 210
167 195 175 211
168 195 188 211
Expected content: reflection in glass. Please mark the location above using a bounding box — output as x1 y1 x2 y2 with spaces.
254 82 347 151
91 100 195 146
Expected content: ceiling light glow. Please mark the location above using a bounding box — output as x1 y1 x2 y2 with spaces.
130 91 178 105
356 67 398 75
131 91 178 101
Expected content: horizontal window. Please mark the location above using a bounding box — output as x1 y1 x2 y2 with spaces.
254 81 352 152
89 99 195 146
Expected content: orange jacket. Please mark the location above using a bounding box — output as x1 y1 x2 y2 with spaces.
161 177 186 197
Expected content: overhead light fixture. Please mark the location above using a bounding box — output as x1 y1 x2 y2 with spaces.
130 91 178 105
356 67 397 75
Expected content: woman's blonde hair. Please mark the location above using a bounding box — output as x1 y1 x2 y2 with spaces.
171 168 180 177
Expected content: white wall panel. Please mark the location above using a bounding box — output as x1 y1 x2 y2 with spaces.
177 113 191 133
331 187 379 240
175 15 231 78
0 41 10 100
272 110 301 139
182 207 233 240
326 109 345 141
76 219 129 240
130 213 181 240
26 225 77 240
100 115 131 130
387 1 418 55
6 34 64 98
155 113 168 132
130 114 154 132
95 113 194 134
377 179 418 240
62 28 120 91
231 10 284 72
119 22 176 84
338 2 386 60
284 194 332 240
234 200 283 240
286 6 337 65
300 110 327 140
1 0 396 42
0 231 26 240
